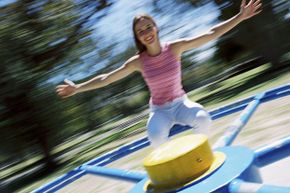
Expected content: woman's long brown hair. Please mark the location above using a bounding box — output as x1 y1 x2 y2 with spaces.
132 14 157 54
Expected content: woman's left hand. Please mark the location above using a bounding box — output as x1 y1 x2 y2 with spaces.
239 0 262 21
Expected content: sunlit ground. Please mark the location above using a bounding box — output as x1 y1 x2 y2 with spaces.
54 95 290 193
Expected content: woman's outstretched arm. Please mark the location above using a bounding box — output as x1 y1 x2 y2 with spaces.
171 0 262 54
56 55 141 98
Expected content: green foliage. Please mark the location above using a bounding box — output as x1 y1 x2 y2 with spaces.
213 0 290 66
0 0 110 170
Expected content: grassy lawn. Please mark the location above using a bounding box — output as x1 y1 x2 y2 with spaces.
188 63 290 109
11 64 290 192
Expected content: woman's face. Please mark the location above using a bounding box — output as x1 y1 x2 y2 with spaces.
135 18 158 46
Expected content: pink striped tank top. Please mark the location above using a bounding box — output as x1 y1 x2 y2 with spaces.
140 43 185 106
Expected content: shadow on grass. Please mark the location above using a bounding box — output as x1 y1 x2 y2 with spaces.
1 164 61 193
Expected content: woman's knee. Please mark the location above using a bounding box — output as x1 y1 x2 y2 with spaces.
194 109 212 134
177 101 211 129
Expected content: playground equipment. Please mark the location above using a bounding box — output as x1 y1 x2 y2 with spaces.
32 84 290 193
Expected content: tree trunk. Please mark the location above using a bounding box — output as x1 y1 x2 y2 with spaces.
3 91 56 169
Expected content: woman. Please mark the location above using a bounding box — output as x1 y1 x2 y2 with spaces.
56 0 262 147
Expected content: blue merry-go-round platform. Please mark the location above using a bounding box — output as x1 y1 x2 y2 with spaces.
32 84 290 193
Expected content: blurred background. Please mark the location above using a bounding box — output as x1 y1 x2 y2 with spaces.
0 0 289 192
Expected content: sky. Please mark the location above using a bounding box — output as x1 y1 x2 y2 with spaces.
0 0 16 7
66 0 221 82
93 0 220 52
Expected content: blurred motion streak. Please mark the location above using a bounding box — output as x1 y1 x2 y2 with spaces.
0 0 289 192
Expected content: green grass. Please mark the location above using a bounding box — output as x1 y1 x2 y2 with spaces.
16 118 149 192
186 64 269 102
1 156 42 180
188 64 290 110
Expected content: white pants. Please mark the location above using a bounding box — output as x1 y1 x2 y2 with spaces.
147 95 212 148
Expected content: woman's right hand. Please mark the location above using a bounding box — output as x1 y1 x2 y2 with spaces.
56 79 78 98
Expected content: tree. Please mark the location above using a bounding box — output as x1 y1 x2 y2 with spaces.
0 0 111 169
213 0 290 68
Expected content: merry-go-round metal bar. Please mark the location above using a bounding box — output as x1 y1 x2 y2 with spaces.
229 179 290 193
213 92 265 148
254 134 290 167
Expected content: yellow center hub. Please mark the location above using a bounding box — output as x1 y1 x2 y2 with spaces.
143 134 224 189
